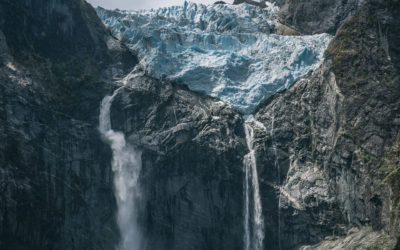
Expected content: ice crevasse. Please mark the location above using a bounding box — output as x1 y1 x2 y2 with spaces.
97 1 332 114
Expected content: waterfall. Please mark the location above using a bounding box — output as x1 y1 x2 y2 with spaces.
244 151 250 250
99 86 142 250
243 118 264 250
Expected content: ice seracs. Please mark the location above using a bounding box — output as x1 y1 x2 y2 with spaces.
97 1 332 113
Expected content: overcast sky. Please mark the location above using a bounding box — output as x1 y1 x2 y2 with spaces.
86 0 233 10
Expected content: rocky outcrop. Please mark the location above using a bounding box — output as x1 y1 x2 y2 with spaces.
233 0 287 7
271 0 287 7
253 0 400 248
232 0 362 36
278 0 364 35
300 227 397 250
233 0 267 7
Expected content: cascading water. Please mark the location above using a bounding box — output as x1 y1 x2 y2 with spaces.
99 86 142 250
244 150 251 250
243 118 264 250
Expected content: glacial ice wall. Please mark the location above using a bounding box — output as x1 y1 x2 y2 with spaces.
97 2 332 113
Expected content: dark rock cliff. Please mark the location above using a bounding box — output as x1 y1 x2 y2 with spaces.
233 0 287 7
278 0 364 35
234 0 365 35
253 0 400 248
0 0 399 250
0 1 247 249
109 73 247 250
0 0 136 249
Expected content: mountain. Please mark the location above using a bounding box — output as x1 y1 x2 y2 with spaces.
0 0 399 250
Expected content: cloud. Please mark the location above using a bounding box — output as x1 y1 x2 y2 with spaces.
86 0 233 10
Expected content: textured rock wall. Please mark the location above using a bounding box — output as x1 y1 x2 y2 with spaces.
253 0 400 248
0 0 136 249
278 0 364 35
0 0 107 61
109 73 247 250
0 69 117 250
1 0 399 249
233 0 287 7
0 1 249 249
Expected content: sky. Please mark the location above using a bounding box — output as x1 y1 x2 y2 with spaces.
86 0 233 10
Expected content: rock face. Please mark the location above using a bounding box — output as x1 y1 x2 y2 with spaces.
0 0 136 249
253 0 400 248
108 72 246 250
0 1 247 250
0 67 117 250
233 0 267 7
234 0 365 35
233 0 287 7
278 0 364 35
0 0 400 250
300 227 397 250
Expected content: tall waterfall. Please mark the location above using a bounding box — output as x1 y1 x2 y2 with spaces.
243 118 264 250
99 87 142 250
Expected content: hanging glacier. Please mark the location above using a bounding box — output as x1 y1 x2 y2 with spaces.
96 1 332 113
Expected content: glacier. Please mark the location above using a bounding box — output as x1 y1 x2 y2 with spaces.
97 1 332 113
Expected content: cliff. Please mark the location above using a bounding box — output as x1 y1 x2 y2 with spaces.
254 0 400 248
0 0 399 249
0 0 136 249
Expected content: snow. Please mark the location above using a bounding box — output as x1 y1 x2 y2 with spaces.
97 1 332 113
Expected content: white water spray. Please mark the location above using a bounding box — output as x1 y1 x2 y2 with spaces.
244 153 251 250
99 86 142 250
243 118 264 250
